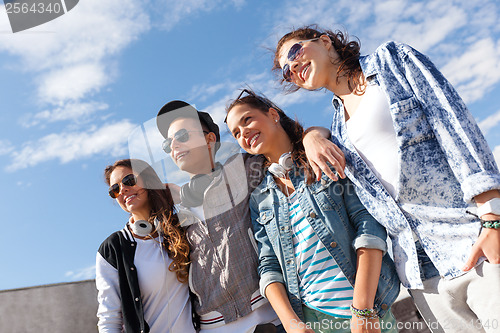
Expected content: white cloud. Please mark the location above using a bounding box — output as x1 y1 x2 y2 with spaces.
21 102 109 128
478 110 500 135
6 120 137 171
0 0 150 125
382 4 467 53
65 265 96 281
0 0 150 70
0 140 15 155
16 181 32 188
38 63 110 103
441 38 500 103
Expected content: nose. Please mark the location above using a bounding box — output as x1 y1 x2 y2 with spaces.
117 184 131 197
241 126 251 140
289 61 300 79
170 137 182 154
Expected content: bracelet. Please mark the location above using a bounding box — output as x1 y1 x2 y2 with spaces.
350 304 378 319
481 220 500 229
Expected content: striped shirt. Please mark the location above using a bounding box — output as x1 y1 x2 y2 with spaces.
288 190 354 318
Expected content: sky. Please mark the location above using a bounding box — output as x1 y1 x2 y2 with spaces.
1 0 500 291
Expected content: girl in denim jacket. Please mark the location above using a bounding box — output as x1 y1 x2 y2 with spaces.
225 90 400 333
272 25 500 333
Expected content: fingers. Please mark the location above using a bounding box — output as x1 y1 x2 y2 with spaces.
462 245 482 271
309 161 322 182
331 144 346 178
314 156 339 182
306 146 344 182
313 143 345 180
325 145 346 179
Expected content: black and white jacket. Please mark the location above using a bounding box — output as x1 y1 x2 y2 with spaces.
96 227 149 333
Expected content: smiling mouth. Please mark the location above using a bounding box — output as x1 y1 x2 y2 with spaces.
175 151 188 161
125 194 137 204
248 133 260 147
299 64 310 81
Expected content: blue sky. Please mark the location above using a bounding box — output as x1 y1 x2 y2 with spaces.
1 0 500 290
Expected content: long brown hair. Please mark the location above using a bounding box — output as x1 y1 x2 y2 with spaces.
104 159 190 283
226 90 316 183
273 25 363 94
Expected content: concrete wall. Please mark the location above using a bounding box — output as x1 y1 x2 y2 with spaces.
0 280 98 333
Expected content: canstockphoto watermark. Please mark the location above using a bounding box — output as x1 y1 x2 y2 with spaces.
3 0 79 33
289 318 427 331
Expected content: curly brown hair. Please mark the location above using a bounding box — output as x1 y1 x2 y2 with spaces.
226 89 316 183
104 159 190 283
273 25 363 94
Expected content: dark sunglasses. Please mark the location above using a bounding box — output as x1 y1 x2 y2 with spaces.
162 128 209 154
282 37 320 82
109 174 137 198
234 89 271 105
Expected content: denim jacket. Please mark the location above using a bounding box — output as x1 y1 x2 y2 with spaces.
250 168 400 320
329 41 500 289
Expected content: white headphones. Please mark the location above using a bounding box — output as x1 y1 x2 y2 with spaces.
129 218 160 237
268 152 293 178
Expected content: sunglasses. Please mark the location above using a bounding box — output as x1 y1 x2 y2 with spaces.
234 89 272 106
162 128 209 154
109 174 138 199
225 89 275 123
282 37 320 82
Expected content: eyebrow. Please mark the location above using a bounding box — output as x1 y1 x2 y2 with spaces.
231 112 250 136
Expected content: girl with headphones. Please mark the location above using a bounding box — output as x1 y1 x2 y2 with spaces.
225 90 400 333
96 158 194 333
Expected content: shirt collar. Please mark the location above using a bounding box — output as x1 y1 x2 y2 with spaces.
359 54 378 78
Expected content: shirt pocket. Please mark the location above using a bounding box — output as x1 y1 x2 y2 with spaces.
257 209 279 243
391 96 435 150
309 176 343 212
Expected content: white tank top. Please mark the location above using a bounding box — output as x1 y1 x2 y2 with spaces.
346 84 399 198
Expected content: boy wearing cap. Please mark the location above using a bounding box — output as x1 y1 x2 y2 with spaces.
157 101 281 333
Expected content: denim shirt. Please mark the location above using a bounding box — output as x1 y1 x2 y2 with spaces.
329 41 500 289
250 168 400 320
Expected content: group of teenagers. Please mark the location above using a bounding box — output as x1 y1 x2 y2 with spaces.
95 25 500 333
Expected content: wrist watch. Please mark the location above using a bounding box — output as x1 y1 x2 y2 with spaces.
477 198 500 217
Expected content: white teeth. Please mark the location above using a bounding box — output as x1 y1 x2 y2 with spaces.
177 152 188 159
126 195 136 203
249 134 260 146
301 65 309 80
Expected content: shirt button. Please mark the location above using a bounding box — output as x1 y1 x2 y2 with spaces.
130 267 135 271
131 243 135 247
330 242 337 248
310 212 316 218
135 298 140 302
381 304 388 310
